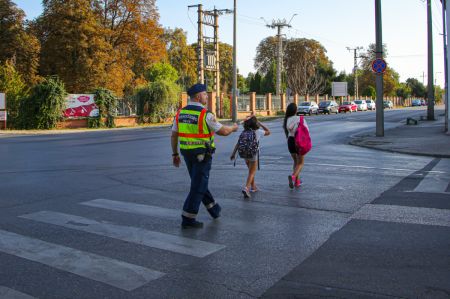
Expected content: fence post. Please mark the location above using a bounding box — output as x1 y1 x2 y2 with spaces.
250 92 256 113
315 94 320 103
280 93 286 111
293 93 298 105
266 93 272 116
306 94 310 102
207 92 216 114
180 92 188 109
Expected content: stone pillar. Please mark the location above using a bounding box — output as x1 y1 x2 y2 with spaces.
180 92 188 109
266 93 272 115
315 94 320 103
293 94 298 105
280 93 286 111
219 93 224 118
207 92 216 113
250 92 256 113
325 94 328 101
306 94 310 102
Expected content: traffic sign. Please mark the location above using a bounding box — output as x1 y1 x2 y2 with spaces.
371 58 387 74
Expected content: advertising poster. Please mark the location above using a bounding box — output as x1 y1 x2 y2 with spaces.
64 94 99 118
0 93 5 109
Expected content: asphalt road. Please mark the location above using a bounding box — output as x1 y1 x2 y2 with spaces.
0 107 448 298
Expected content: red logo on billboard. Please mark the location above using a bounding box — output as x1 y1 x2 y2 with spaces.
77 95 91 103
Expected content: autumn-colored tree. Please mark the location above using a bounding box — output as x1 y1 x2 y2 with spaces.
254 37 278 75
36 0 110 93
0 0 40 85
92 0 166 96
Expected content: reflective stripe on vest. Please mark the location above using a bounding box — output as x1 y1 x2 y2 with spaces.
176 105 215 151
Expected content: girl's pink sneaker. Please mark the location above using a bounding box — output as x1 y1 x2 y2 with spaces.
295 178 302 188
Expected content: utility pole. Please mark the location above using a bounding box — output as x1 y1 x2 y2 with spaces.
232 0 237 122
375 0 384 137
346 46 363 99
188 4 204 84
445 0 450 132
265 15 296 95
427 0 435 120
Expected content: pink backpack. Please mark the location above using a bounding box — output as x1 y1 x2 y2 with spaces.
294 116 312 155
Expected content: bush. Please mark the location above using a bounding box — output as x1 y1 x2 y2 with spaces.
222 96 231 119
88 88 118 128
135 80 180 123
18 77 66 129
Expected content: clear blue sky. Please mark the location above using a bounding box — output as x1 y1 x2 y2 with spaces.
14 0 446 87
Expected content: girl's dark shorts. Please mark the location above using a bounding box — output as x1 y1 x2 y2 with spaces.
287 137 297 154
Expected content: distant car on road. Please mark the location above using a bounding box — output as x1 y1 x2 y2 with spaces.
354 100 368 111
318 100 339 114
297 101 319 115
421 99 427 106
338 101 358 113
366 99 376 110
383 100 393 109
412 99 422 107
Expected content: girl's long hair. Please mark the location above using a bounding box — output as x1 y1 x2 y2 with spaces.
283 103 297 138
243 116 259 131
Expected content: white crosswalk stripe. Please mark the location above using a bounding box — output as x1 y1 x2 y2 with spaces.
0 286 36 299
20 211 225 258
414 160 450 193
0 229 165 291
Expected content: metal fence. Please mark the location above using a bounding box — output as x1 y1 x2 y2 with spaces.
117 99 137 116
237 95 250 111
255 95 266 110
271 95 281 111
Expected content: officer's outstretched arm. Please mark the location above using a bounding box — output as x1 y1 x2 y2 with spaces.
216 123 238 136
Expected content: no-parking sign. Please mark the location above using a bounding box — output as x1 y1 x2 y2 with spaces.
371 58 387 74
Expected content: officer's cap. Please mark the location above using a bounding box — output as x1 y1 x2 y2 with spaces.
187 83 207 97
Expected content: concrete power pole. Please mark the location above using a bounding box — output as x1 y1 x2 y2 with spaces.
445 0 450 132
375 0 384 137
188 4 205 84
427 0 435 120
347 46 363 99
232 0 237 122
265 15 296 95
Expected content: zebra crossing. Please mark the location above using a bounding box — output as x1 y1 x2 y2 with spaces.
0 198 227 296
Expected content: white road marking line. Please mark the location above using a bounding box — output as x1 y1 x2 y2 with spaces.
0 287 36 299
414 160 450 193
351 204 450 227
20 211 225 258
0 230 164 291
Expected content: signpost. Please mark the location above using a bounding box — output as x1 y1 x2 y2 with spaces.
0 93 6 129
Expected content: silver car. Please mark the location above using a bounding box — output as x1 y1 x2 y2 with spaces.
297 101 319 115
366 99 376 110
354 100 368 111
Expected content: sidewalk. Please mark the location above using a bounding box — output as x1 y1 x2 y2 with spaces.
350 115 450 158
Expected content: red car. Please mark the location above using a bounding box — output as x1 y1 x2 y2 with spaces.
338 101 358 113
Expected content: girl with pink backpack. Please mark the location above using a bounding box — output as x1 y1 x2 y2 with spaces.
283 103 311 189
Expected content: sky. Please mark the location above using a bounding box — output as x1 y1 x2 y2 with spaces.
14 0 446 87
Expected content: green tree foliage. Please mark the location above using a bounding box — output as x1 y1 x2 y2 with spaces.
434 85 444 104
0 60 28 128
89 88 118 128
163 28 197 89
0 0 40 85
260 62 276 94
248 72 262 93
145 62 179 83
396 83 412 99
362 86 376 97
406 78 426 97
135 80 180 123
254 37 278 75
18 77 67 129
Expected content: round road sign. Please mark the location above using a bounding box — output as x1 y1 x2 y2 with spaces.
371 58 387 74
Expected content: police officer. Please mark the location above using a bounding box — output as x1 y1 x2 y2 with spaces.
171 83 238 229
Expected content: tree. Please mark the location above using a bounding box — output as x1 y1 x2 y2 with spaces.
92 0 166 96
260 62 276 94
362 86 376 97
396 83 412 99
249 72 262 93
0 0 40 85
406 78 426 98
163 28 197 89
145 62 179 83
36 0 110 93
254 36 278 75
0 60 28 128
283 38 330 95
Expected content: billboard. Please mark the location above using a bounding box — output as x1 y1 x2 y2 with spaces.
332 82 348 97
0 111 6 121
0 93 5 109
64 94 99 118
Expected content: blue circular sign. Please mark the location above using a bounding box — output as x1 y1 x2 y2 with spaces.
372 58 387 74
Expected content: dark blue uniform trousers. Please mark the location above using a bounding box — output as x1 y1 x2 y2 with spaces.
182 151 220 221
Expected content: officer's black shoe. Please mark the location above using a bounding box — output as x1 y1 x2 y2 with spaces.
181 216 204 229
207 203 222 219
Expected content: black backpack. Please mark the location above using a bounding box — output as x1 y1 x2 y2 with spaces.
237 130 259 159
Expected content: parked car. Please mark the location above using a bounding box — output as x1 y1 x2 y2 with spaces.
366 99 376 110
383 100 393 109
421 99 427 106
354 100 368 111
412 99 422 107
338 101 358 113
297 101 319 115
318 100 339 114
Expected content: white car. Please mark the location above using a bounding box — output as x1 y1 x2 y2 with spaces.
354 100 368 111
297 101 319 115
366 99 376 110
